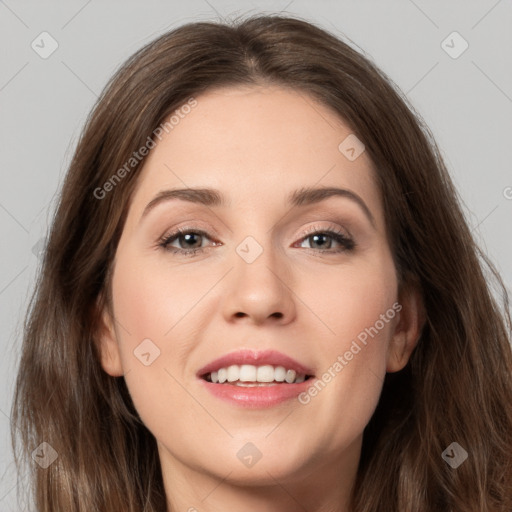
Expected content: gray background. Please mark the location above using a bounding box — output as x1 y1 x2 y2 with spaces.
1 0 511 509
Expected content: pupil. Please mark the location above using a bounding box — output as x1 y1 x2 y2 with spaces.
311 234 330 249
182 233 201 248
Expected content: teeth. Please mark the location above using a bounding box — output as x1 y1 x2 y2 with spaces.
207 364 307 384
218 368 227 383
227 365 238 382
239 364 257 382
257 365 275 382
285 369 297 383
274 366 286 382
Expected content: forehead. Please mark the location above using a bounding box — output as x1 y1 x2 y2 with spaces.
127 85 381 222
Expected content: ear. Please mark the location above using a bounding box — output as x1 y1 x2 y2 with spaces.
95 294 124 377
386 282 425 373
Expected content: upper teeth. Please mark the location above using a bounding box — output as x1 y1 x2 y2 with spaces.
208 365 306 384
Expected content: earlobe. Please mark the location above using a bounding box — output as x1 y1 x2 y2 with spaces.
96 299 124 377
386 284 425 373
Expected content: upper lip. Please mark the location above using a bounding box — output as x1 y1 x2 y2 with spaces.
197 349 315 378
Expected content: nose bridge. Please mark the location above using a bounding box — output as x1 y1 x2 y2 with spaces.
230 202 282 272
234 231 285 291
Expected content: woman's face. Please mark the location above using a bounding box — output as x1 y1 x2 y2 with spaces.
99 85 420 495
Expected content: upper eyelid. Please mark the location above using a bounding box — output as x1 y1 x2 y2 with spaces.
300 223 352 237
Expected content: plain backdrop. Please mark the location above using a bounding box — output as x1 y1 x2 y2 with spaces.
1 1 511 509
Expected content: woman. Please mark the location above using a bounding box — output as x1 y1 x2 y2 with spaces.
11 13 512 512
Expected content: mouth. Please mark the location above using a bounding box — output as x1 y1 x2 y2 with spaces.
201 364 314 386
197 349 316 408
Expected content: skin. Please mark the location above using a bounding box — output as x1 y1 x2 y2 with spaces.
98 85 423 512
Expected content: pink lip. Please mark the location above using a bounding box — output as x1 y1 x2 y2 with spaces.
196 349 316 409
199 379 316 409
196 349 314 377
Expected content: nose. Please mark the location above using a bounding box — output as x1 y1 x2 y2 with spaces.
221 239 296 326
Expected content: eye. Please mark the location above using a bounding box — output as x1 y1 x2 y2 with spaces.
158 227 218 256
295 225 355 253
158 224 355 257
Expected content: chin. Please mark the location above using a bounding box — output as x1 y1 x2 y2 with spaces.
197 442 314 486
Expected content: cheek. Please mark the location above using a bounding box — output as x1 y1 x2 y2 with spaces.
296 256 398 448
108 252 201 435
307 251 398 354
112 261 193 344
111 245 217 366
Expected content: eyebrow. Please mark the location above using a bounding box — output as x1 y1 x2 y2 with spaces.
140 186 375 226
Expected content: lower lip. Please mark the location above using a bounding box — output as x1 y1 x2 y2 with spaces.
199 378 315 408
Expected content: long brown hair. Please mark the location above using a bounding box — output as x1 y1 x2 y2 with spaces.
11 13 512 511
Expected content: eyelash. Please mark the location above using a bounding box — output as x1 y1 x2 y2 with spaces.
157 224 355 257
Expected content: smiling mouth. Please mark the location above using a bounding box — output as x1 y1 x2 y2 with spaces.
202 364 314 386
